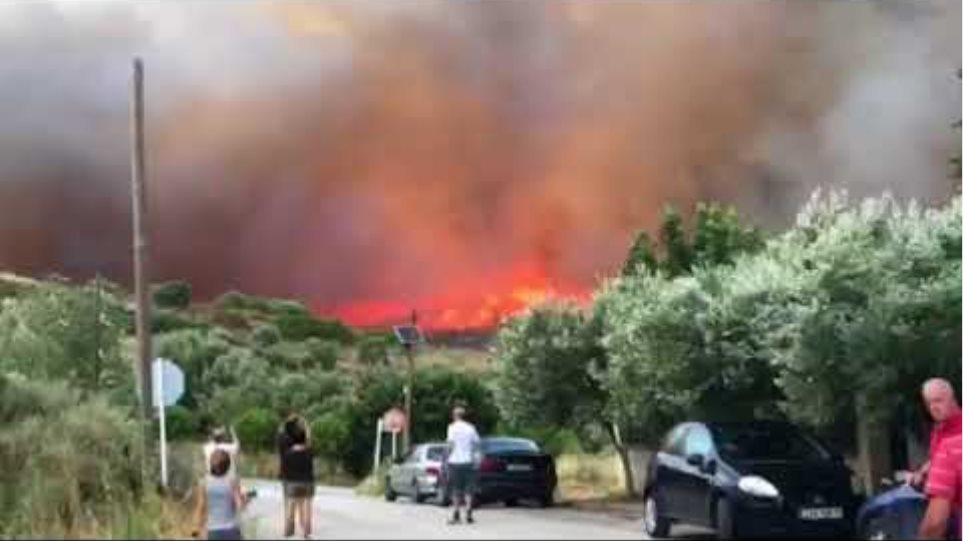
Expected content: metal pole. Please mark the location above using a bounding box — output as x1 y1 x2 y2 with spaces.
131 57 153 488
391 430 398 461
156 361 168 489
374 419 384 473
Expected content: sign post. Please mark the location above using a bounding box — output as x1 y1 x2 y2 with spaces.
382 407 407 462
373 418 384 472
152 358 185 490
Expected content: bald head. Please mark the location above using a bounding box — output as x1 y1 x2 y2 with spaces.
922 378 959 423
452 406 466 421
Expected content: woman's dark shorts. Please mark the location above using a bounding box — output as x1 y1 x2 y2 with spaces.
283 481 316 499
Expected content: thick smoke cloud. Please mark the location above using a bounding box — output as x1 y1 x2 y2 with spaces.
0 1 958 324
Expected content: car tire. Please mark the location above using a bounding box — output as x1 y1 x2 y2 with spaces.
384 477 398 502
643 491 671 539
538 493 554 508
413 481 427 504
715 497 736 540
504 498 519 508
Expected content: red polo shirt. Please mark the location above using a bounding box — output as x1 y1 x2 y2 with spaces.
931 411 963 460
925 434 961 536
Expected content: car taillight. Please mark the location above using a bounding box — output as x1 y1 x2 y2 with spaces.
479 457 503 473
425 466 440 477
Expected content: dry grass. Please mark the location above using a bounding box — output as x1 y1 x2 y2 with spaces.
555 452 628 502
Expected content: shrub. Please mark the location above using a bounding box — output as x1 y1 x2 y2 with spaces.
252 323 282 348
152 281 192 309
357 335 392 366
275 312 355 344
152 309 208 334
0 374 144 536
164 405 201 440
235 408 279 451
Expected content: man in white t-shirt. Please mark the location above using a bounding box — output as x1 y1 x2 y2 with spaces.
203 426 240 481
446 405 480 525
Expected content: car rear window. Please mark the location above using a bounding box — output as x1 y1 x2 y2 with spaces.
482 438 540 453
711 424 831 462
426 446 446 461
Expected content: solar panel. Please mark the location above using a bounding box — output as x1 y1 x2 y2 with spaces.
393 325 424 346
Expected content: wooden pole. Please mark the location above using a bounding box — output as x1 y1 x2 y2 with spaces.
131 57 153 487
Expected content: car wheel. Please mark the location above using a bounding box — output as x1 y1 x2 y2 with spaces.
384 477 398 502
504 498 518 508
715 497 736 540
643 491 671 539
538 492 554 508
413 481 427 504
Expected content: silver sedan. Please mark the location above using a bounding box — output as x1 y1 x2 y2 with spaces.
385 443 447 504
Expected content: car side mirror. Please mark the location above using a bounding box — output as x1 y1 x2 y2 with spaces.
704 459 718 475
686 453 705 468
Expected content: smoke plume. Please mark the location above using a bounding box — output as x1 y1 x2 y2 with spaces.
0 1 958 327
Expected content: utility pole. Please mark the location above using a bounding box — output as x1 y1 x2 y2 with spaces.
403 309 417 453
131 58 153 476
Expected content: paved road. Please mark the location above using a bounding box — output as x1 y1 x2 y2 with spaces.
239 479 650 540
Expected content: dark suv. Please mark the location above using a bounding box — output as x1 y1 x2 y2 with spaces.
643 421 858 539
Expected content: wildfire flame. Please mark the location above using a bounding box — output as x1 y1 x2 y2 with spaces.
324 261 591 331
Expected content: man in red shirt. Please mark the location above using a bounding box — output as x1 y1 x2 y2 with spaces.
910 379 962 488
920 434 961 539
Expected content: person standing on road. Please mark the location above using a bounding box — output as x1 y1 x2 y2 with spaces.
204 426 241 482
909 379 962 488
192 449 249 540
445 405 480 525
278 415 316 539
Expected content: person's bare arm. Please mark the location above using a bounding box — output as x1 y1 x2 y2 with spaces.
918 497 951 540
232 480 248 511
910 460 931 487
192 480 207 538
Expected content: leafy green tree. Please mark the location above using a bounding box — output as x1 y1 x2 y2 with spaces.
235 408 279 450
357 335 393 366
152 280 192 309
660 206 693 277
622 203 763 278
0 278 133 399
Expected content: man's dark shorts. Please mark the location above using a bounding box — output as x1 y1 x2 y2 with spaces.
447 463 477 497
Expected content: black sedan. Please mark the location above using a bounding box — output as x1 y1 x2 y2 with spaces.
643 421 859 539
437 437 557 508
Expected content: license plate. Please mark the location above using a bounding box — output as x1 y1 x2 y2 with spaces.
506 464 533 472
798 507 843 520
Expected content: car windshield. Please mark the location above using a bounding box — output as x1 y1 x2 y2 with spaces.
426 446 446 461
710 424 831 462
482 438 539 453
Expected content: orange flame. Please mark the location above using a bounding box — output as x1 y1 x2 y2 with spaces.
323 261 590 331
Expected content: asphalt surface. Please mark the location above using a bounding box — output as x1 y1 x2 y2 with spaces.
238 479 654 540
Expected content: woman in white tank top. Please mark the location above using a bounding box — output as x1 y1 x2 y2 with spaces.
193 449 248 540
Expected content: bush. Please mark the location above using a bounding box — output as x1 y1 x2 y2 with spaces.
152 309 209 334
164 405 201 440
357 335 392 366
0 374 144 537
275 312 355 344
235 408 279 451
252 323 282 348
153 281 192 309
311 411 353 468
